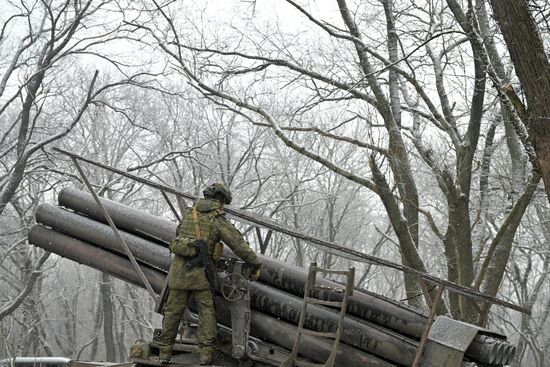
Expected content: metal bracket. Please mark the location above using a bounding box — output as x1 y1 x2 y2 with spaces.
412 284 445 367
227 261 251 359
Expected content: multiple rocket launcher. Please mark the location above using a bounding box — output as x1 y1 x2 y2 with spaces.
28 187 515 366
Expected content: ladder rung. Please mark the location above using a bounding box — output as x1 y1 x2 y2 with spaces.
295 361 325 367
313 267 352 276
300 329 338 338
312 285 344 293
304 297 343 307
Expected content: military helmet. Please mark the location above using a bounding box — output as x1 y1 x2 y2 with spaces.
203 183 232 204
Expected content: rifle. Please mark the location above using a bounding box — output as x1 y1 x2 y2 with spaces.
192 208 218 293
193 239 218 293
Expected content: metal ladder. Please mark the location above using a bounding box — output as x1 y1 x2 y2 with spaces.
280 262 355 367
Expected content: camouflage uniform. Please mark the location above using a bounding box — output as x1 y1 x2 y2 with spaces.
156 196 261 362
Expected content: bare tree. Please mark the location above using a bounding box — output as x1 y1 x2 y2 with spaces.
489 0 550 204
2 0 549 361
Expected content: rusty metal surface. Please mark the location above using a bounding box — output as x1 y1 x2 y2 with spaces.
58 187 177 243
248 282 418 366
28 225 165 292
255 255 427 339
213 299 397 367
35 204 171 271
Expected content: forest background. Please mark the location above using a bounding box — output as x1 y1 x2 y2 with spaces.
1 1 549 366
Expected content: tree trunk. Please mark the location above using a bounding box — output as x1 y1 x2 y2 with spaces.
489 0 550 202
100 273 116 361
480 173 540 297
89 288 103 361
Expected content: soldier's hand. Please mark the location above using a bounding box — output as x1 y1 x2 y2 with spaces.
249 267 261 281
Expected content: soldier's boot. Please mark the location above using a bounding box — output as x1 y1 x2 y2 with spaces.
198 348 213 365
158 345 172 364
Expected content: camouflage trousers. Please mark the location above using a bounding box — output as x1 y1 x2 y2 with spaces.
156 288 216 358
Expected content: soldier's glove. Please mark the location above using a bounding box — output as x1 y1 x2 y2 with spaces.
249 265 261 281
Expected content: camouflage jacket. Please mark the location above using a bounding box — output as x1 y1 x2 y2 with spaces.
167 198 261 290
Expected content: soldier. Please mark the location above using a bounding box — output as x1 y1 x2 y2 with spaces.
155 183 261 365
